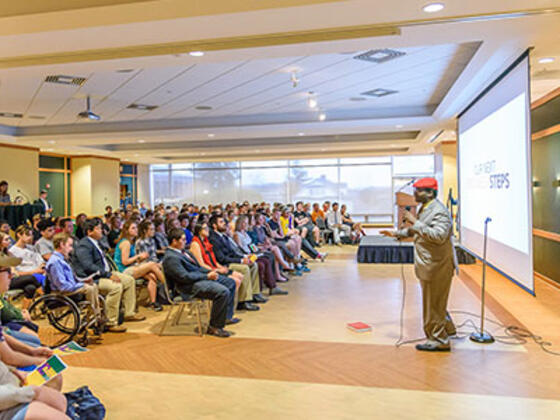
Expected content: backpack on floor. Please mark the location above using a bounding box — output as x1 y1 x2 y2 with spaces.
65 386 106 420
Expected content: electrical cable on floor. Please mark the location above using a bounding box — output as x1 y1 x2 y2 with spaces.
394 257 560 356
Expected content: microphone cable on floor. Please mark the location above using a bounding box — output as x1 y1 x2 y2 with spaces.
394 249 560 356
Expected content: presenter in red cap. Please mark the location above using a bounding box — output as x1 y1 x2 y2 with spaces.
381 177 458 352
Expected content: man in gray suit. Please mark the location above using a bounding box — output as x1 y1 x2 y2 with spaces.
382 177 457 352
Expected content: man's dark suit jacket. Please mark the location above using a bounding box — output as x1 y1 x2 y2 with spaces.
72 237 113 280
162 248 211 295
33 199 51 215
208 229 243 266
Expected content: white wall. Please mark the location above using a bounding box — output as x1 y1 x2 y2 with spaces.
71 157 119 216
0 144 39 201
137 163 150 206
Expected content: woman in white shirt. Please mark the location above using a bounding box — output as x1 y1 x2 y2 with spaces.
5 227 45 309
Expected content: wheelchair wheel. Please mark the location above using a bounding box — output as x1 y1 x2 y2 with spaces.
29 295 81 348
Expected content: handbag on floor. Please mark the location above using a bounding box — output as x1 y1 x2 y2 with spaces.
65 386 106 419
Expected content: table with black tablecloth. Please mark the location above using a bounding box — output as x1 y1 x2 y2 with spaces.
0 204 43 229
357 235 475 264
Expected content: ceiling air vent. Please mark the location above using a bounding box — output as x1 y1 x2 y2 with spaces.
195 106 213 111
361 88 398 97
0 112 23 118
354 49 406 64
127 103 159 111
45 75 87 86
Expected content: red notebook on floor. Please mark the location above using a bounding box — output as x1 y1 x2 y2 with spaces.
347 322 372 333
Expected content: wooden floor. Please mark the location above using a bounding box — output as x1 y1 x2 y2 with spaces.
60 245 560 419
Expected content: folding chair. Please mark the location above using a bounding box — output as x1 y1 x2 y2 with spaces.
315 217 333 244
158 282 210 336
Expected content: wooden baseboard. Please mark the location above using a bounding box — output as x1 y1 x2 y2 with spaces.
534 271 560 290
363 223 393 228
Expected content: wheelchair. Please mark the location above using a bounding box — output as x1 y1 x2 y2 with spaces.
28 275 106 348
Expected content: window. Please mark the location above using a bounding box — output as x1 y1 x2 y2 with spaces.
194 168 240 205
241 167 288 203
289 166 338 204
151 170 171 205
339 164 392 214
149 153 434 222
171 170 194 205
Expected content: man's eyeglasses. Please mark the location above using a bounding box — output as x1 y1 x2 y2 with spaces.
0 267 12 274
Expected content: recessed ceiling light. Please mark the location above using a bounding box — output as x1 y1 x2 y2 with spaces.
138 139 146 143
201 153 206 156
208 134 215 138
361 88 398 97
396 124 404 128
189 51 204 57
127 103 158 111
48 140 56 144
321 148 327 152
123 158 130 161
307 92 318 109
134 154 139 157
423 2 444 13
45 148 54 152
255 149 261 153
539 57 555 64
298 132 305 136
319 113 326 121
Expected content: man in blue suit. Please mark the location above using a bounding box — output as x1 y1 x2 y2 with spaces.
162 228 237 338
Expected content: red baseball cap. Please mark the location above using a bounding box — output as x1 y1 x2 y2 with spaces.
413 177 438 190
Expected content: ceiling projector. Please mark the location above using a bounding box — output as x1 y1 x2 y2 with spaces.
77 96 101 121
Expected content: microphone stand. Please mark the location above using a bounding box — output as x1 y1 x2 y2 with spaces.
469 217 495 344
16 189 31 204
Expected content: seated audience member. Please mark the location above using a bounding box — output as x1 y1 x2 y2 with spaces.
73 219 145 332
45 234 102 326
162 228 237 337
135 220 159 262
30 215 42 243
322 201 331 216
179 214 194 246
209 215 287 296
57 218 74 239
74 213 88 240
139 202 148 217
340 204 366 242
0 220 14 247
0 255 56 372
0 292 40 345
272 209 326 262
8 227 45 309
252 214 299 274
293 201 321 246
34 220 55 262
114 220 165 311
107 214 122 250
0 357 69 419
310 203 324 224
234 215 291 283
191 222 264 310
153 218 169 259
165 218 181 236
326 202 351 246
